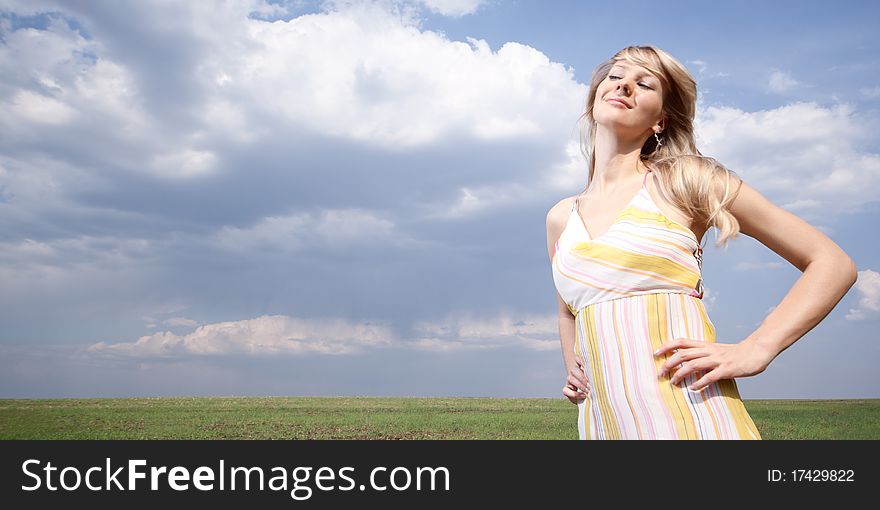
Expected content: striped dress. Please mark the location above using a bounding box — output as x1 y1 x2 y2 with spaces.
551 170 761 440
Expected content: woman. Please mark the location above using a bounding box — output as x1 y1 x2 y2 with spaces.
546 45 857 439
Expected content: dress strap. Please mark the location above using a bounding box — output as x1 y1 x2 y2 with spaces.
571 192 581 212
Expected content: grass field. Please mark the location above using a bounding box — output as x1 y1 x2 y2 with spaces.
1 397 877 439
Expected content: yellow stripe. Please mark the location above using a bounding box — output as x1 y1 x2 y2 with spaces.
718 380 760 439
695 299 716 344
744 404 762 439
612 299 642 438
583 309 620 439
695 302 748 438
570 243 700 288
573 316 591 439
648 294 688 438
695 300 762 440
569 249 700 288
657 294 698 438
619 208 698 241
584 395 593 439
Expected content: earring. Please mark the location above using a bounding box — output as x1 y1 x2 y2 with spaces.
653 131 664 151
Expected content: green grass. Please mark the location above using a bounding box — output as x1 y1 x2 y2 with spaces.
0 397 877 439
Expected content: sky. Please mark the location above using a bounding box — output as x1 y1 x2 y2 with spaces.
0 0 878 400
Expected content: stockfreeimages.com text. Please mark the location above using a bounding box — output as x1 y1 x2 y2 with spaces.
21 458 450 500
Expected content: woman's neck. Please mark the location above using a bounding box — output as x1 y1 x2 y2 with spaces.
590 125 648 193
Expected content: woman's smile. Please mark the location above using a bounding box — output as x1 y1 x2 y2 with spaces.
606 98 630 108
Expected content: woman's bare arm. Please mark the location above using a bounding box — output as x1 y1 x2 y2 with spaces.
547 198 588 402
655 175 858 391
729 178 859 362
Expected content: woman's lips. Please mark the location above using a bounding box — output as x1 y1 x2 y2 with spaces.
606 98 630 108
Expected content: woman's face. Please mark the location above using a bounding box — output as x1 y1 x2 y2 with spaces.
593 60 664 136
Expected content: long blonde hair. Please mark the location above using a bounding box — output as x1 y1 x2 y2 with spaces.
577 45 743 248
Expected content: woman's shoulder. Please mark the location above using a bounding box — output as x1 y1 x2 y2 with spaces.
546 194 579 244
546 195 578 260
546 195 577 227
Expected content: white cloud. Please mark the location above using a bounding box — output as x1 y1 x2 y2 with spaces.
688 59 708 75
547 139 587 192
229 5 583 148
163 317 200 327
81 307 590 358
214 208 400 253
685 58 728 80
779 198 821 212
0 235 154 273
9 89 77 124
427 138 587 220
316 208 396 241
734 261 786 271
0 5 217 182
428 182 535 219
216 213 311 253
767 69 801 93
140 303 192 324
87 314 396 357
859 86 880 99
417 0 488 17
695 101 880 218
410 310 558 351
0 0 585 221
846 269 880 321
150 149 217 179
0 11 140 127
83 308 560 359
72 58 144 129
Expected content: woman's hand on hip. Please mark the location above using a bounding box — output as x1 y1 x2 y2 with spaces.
654 337 774 391
563 354 590 404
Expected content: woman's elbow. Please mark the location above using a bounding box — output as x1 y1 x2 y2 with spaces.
825 242 858 288
845 256 859 288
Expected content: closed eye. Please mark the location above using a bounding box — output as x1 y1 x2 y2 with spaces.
608 75 653 89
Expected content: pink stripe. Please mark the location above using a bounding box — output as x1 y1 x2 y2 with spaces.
568 242 698 282
595 303 631 438
691 298 739 438
558 258 640 294
619 297 657 438
602 235 698 268
611 299 641 437
561 254 692 292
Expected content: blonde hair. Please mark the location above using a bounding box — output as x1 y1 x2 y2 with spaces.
577 45 743 248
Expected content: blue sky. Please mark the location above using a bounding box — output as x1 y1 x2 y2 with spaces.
0 0 878 399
